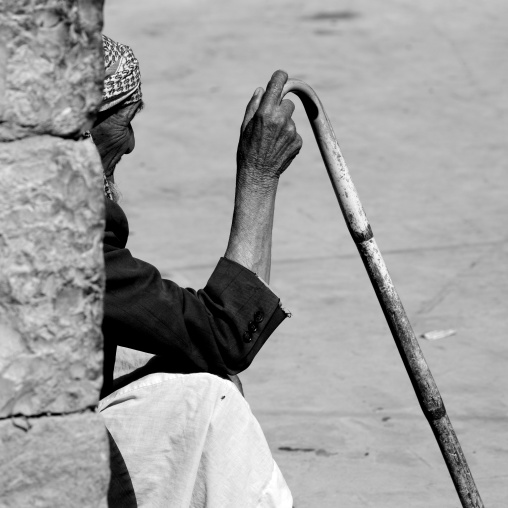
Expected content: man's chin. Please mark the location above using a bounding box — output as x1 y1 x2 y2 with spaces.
105 154 123 179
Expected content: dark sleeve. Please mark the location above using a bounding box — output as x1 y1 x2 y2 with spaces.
103 248 288 376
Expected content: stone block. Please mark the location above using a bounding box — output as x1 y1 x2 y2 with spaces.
0 0 104 140
0 411 109 507
0 136 105 417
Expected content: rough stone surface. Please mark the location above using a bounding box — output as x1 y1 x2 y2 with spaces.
0 0 104 140
0 411 109 507
0 136 105 417
0 0 108 504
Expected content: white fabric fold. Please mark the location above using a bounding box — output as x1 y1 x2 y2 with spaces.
99 372 293 508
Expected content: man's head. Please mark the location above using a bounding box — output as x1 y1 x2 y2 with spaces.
91 35 143 199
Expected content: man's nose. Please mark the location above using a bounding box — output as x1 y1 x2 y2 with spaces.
125 124 135 154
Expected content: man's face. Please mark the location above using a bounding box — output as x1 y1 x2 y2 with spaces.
90 100 143 179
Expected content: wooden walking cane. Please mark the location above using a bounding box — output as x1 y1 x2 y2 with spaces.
282 78 484 508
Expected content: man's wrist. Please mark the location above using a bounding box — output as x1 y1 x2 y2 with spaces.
237 164 280 194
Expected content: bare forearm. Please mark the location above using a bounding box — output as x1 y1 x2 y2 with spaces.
224 175 278 284
225 71 302 283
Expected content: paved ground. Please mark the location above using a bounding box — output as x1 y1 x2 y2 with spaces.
104 1 507 506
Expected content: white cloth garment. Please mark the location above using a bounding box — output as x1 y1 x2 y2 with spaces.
99 372 293 508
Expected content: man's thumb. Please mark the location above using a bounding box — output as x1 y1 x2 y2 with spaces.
241 87 263 132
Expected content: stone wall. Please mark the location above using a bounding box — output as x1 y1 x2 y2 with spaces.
0 1 109 506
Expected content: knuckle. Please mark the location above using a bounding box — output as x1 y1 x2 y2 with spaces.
274 112 286 125
254 107 268 121
258 109 280 126
285 121 296 135
256 102 271 115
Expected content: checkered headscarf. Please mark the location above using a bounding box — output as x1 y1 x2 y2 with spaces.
101 35 142 112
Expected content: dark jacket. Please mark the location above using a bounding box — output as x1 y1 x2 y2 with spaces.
102 199 287 395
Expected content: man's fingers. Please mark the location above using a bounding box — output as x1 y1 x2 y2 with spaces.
258 70 288 111
279 98 296 118
241 87 264 132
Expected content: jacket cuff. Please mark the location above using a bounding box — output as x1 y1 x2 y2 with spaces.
204 257 288 373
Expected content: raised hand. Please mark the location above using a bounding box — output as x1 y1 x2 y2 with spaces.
237 70 302 185
225 70 302 283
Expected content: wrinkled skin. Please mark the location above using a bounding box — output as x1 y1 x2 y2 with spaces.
225 70 302 283
237 71 302 185
90 101 142 179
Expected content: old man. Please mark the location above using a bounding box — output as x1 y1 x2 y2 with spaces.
92 35 301 507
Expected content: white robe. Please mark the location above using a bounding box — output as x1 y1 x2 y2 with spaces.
99 372 293 508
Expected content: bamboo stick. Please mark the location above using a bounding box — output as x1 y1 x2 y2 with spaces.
282 78 484 508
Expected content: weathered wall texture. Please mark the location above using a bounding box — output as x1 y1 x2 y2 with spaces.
0 1 108 506
0 0 104 141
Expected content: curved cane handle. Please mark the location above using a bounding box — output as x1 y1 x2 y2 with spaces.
282 79 371 243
